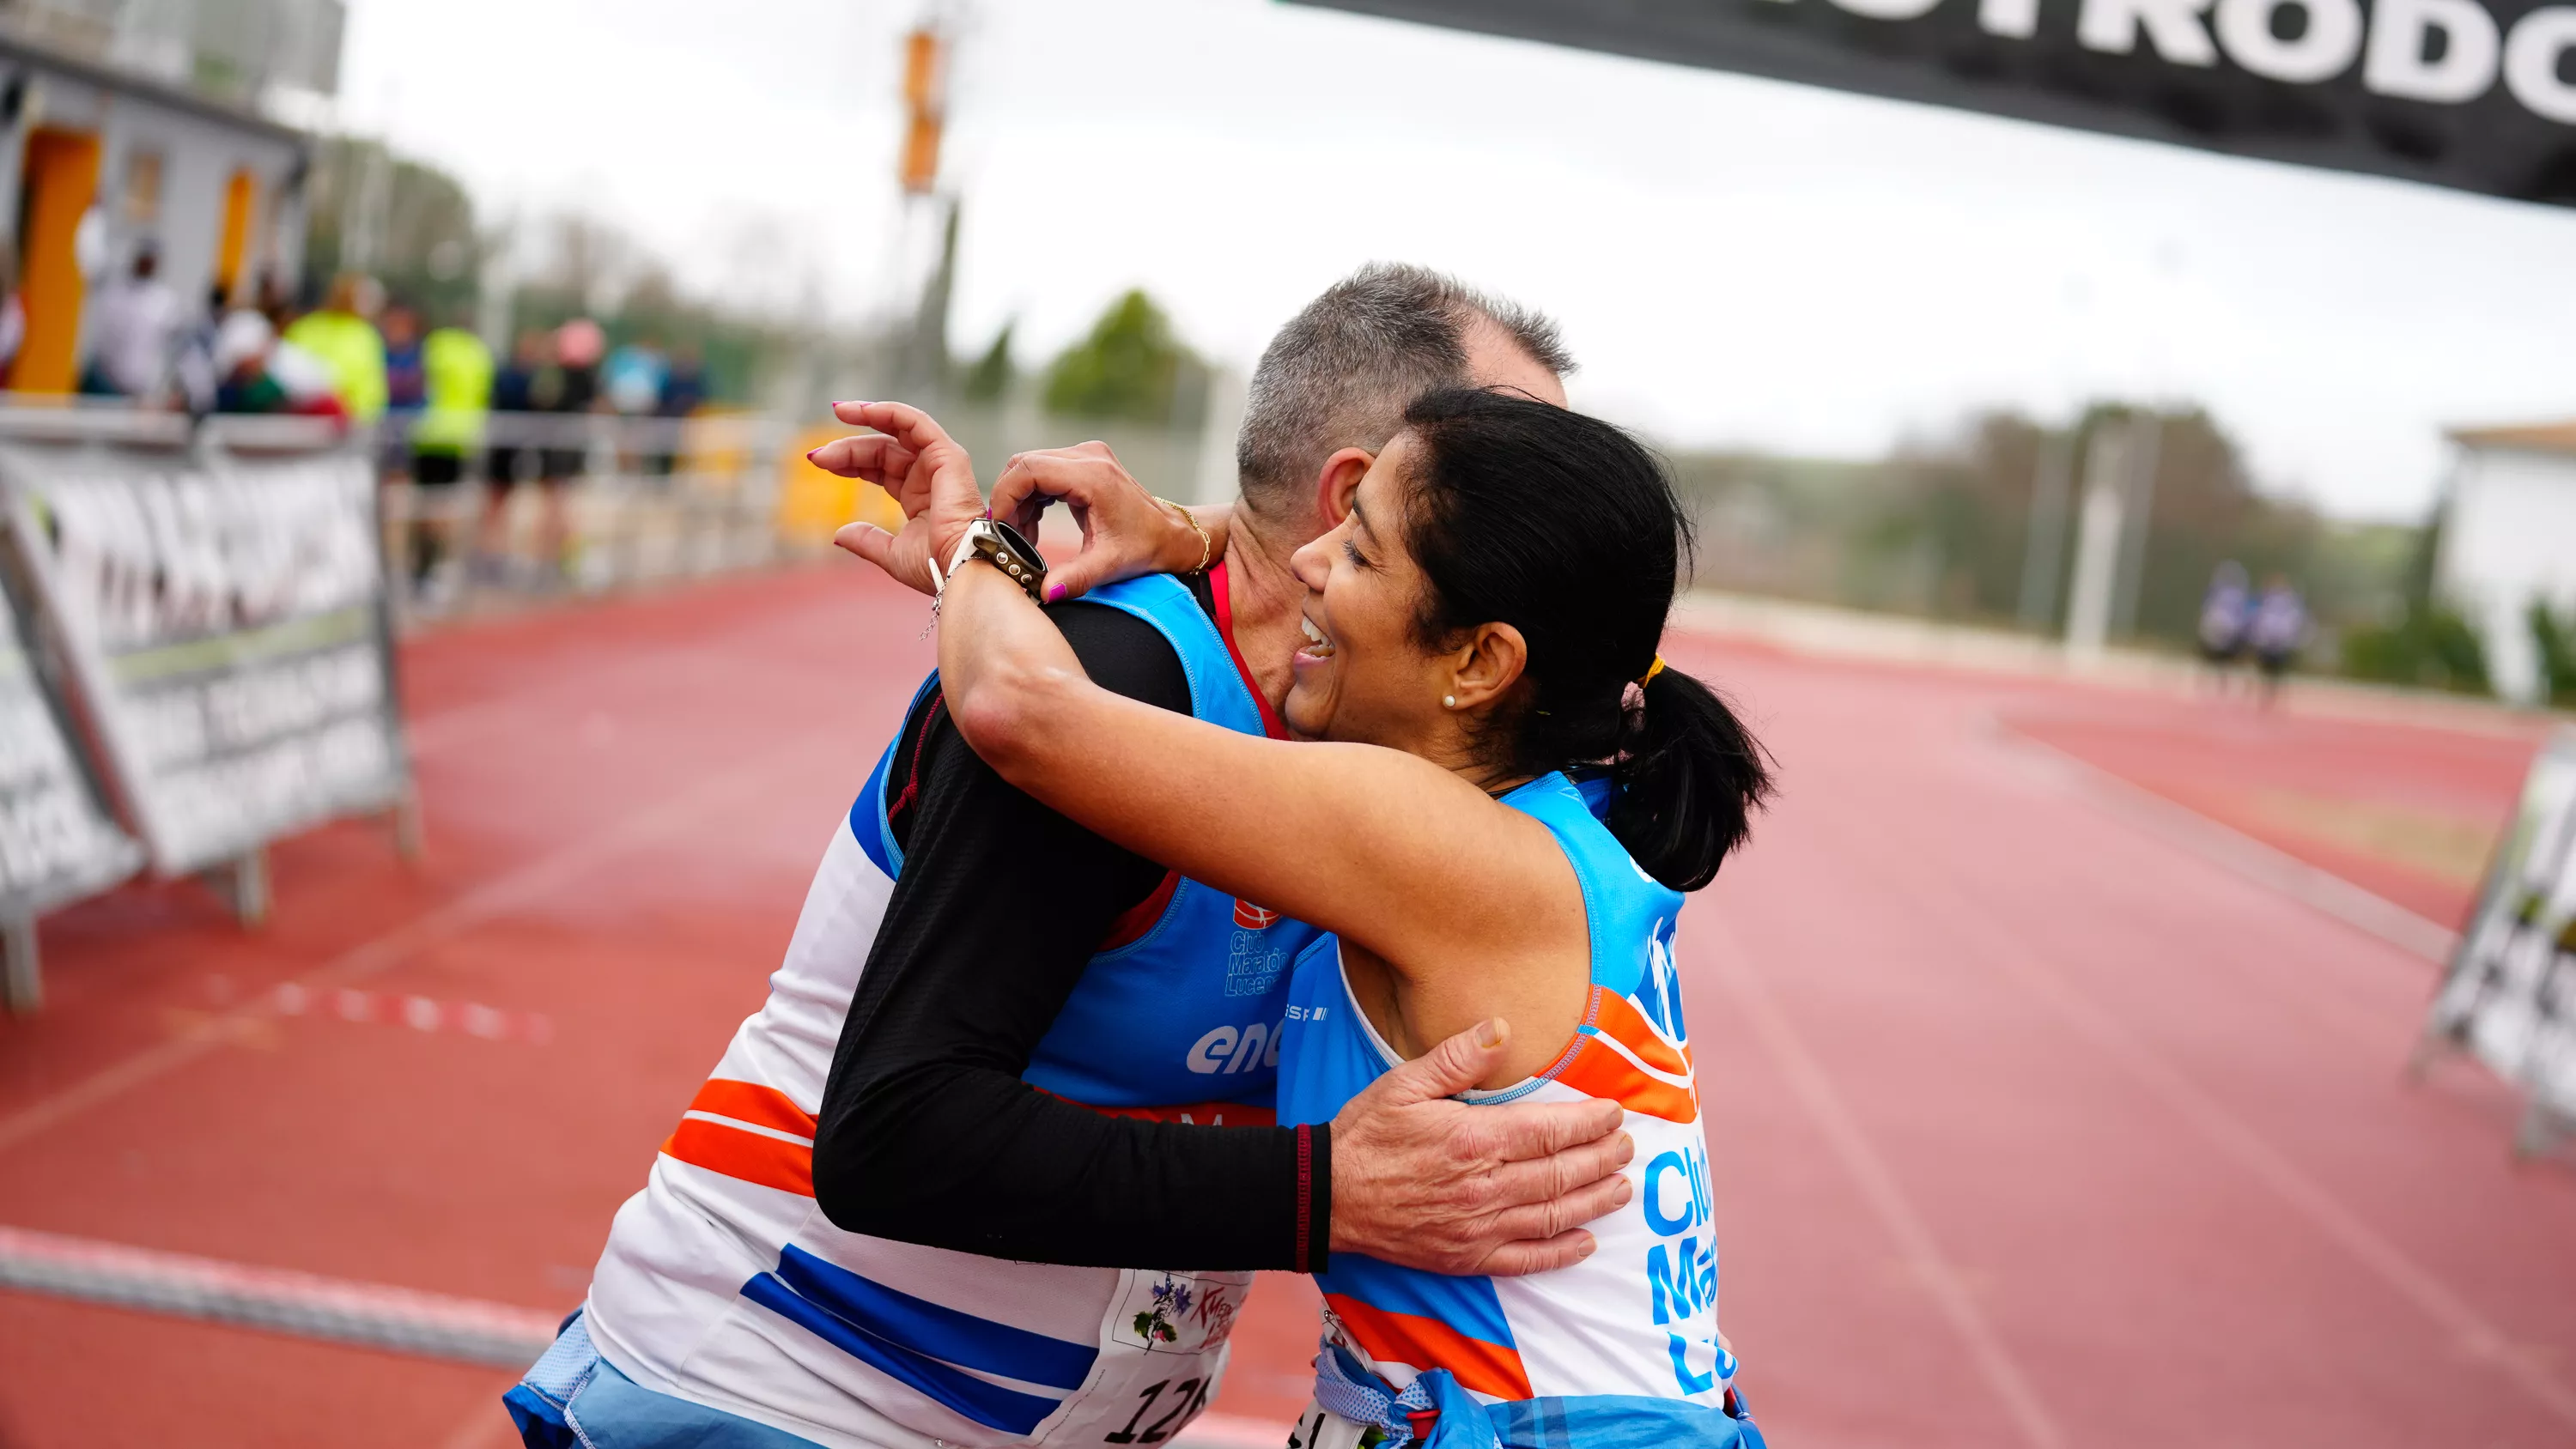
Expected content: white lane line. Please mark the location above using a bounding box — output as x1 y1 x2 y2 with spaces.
1847 801 2576 1433
1699 917 2070 1449
0 1223 558 1368
0 738 841 1158
1989 718 2461 965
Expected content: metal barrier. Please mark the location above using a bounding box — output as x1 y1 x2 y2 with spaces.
368 411 807 621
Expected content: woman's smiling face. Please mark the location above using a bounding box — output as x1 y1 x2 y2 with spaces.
1285 433 1448 749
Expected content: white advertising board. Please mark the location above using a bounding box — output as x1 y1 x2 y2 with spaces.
2423 729 2576 1131
0 440 409 877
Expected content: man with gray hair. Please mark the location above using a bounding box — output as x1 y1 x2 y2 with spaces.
512 264 1615 1449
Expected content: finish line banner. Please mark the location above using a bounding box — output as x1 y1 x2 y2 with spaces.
1292 0 2576 204
2425 729 2576 1122
0 442 409 877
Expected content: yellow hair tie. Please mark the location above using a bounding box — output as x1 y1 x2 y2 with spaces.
1637 656 1666 688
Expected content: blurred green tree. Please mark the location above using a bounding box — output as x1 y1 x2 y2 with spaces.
2530 599 2576 706
1042 290 1200 425
300 136 483 324
963 322 1016 403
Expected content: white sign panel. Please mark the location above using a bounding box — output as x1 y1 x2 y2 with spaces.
0 583 141 917
2426 729 2576 1118
0 443 409 876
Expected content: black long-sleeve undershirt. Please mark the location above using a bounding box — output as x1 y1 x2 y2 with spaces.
810 590 1328 1270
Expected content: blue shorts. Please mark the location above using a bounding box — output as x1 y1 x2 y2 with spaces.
503 1311 823 1449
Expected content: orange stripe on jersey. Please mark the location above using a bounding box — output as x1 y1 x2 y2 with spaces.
1552 1037 1699 1125
1325 1293 1533 1402
685 1079 817 1141
661 1118 815 1197
1032 1086 1278 1128
1589 989 1690 1078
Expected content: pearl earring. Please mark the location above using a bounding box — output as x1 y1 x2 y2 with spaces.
1443 694 1456 708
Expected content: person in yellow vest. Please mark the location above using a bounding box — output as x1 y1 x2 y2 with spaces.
282 273 389 426
406 313 495 598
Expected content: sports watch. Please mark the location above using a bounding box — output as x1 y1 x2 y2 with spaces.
961 517 1047 600
928 517 1048 632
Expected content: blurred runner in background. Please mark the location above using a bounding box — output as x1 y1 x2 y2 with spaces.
409 308 495 600
2250 573 2310 705
530 318 604 579
283 273 389 425
2197 560 2251 693
477 329 548 580
82 240 180 399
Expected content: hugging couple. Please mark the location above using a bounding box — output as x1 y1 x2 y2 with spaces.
507 264 1771 1449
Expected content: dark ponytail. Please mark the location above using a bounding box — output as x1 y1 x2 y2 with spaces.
1398 388 1772 891
1609 666 1772 891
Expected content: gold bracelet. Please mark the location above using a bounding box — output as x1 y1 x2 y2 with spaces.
1155 496 1212 573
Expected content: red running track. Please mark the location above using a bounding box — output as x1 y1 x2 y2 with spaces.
0 565 2570 1448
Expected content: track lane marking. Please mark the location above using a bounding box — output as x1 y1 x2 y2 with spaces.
0 737 844 1157
1826 779 2576 1432
1989 717 2458 965
1699 916 2070 1449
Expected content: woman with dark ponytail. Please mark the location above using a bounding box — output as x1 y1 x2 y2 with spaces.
839 389 1771 1447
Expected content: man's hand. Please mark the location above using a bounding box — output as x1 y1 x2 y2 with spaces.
1328 1018 1634 1276
989 442 1228 602
813 401 984 596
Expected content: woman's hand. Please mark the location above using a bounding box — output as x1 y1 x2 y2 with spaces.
813 401 983 596
989 442 1230 602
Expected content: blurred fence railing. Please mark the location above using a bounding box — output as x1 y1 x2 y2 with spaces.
369 410 831 621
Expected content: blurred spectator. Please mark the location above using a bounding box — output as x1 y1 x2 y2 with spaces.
408 311 494 597
0 242 23 381
254 270 294 330
648 341 706 476
604 336 667 416
486 329 543 488
170 282 229 414
283 273 389 423
658 343 705 420
380 301 427 479
82 241 180 398
2197 560 2251 689
528 318 604 578
210 311 345 419
2249 574 2309 703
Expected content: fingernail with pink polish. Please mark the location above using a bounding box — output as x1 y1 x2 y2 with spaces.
1047 584 1066 603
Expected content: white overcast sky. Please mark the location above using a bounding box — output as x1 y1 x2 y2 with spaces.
338 0 2576 521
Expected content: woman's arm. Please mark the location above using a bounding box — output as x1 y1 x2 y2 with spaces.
939 562 1586 1079
835 402 1589 1080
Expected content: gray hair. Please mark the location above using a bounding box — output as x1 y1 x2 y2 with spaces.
1236 263 1572 521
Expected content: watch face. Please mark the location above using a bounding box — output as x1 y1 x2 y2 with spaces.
988 518 1039 560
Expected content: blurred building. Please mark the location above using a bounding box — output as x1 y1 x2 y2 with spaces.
0 0 338 391
2438 419 2576 705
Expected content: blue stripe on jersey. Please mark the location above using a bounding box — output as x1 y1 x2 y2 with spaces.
740 1253 1091 1434
1325 1252 1517 1349
768 1246 1098 1389
850 675 940 880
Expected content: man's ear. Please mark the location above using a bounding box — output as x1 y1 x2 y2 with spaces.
1447 621 1529 714
1310 448 1375 531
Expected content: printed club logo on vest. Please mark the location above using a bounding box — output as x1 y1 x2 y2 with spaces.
1232 899 1279 931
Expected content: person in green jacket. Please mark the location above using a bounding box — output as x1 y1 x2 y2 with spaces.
407 316 495 593
282 273 389 425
